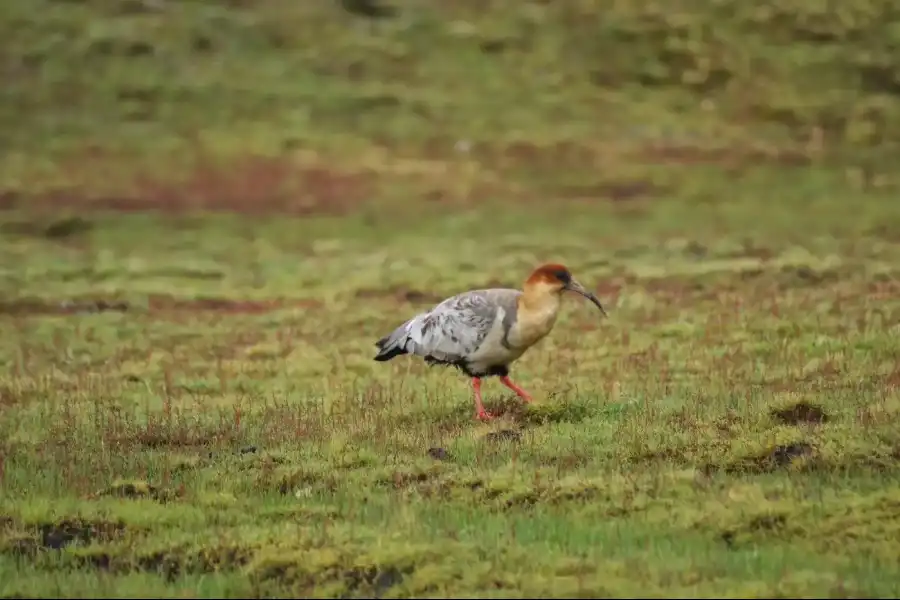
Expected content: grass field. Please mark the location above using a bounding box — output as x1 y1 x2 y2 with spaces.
2 0 900 597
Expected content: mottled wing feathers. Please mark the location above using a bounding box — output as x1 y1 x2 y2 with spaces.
374 289 511 364
410 292 498 361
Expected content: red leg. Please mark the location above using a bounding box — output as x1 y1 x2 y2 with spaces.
500 375 533 403
472 378 493 420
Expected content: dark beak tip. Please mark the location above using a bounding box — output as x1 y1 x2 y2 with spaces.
586 293 608 318
567 280 609 317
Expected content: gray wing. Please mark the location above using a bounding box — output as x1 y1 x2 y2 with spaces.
376 290 513 362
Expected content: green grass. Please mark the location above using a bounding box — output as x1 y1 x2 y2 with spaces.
2 0 900 597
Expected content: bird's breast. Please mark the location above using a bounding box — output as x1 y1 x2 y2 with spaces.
508 301 559 350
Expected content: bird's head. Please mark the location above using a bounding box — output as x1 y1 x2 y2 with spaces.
525 263 608 317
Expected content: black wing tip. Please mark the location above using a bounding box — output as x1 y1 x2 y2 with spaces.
374 346 406 362
374 335 407 362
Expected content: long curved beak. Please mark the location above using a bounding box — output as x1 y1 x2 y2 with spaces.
565 278 608 318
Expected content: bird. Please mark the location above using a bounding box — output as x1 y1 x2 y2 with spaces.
373 263 608 420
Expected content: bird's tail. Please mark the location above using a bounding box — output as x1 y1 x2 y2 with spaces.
373 330 409 362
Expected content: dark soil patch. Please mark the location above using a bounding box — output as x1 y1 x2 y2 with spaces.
0 216 92 240
426 447 449 460
722 442 816 474
4 155 374 217
0 297 130 317
720 513 788 548
76 544 254 580
354 286 444 305
5 519 130 556
340 0 398 19
0 295 316 317
252 557 412 599
343 565 407 598
770 402 829 426
554 179 668 202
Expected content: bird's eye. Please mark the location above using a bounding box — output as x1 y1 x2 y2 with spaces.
554 269 571 283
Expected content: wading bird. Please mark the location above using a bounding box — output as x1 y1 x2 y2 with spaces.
373 263 608 420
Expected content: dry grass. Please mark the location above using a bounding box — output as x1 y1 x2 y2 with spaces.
1 194 899 597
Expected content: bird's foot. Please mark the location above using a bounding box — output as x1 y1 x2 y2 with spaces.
518 392 533 404
476 410 494 421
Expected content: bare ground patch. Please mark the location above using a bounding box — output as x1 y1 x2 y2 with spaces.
2 153 375 216
0 515 255 578
0 216 93 240
0 137 817 219
0 297 131 317
0 295 320 317
722 442 818 475
1 517 134 556
770 401 829 426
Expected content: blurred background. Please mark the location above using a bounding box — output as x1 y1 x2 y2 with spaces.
3 0 898 212
3 0 899 328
